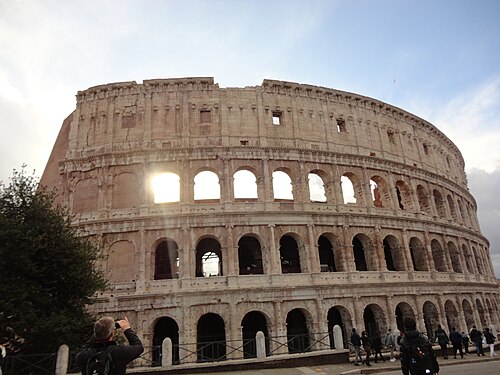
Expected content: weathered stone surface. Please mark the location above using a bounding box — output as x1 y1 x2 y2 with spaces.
41 78 499 363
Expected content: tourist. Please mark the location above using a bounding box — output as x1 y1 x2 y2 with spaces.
361 331 372 366
372 331 385 363
461 331 471 354
76 316 144 375
484 327 497 357
351 328 362 366
449 327 464 359
384 328 396 362
470 325 485 356
400 317 439 375
434 325 449 359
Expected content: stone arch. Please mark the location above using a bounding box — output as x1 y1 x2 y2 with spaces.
416 184 432 214
327 305 352 349
462 299 475 331
112 172 140 208
363 304 387 338
457 199 470 226
462 244 474 273
195 237 223 277
238 235 264 275
476 298 487 327
308 171 327 202
423 301 440 339
279 234 302 274
197 313 226 361
485 299 497 326
272 170 294 200
241 310 270 358
444 300 460 332
431 239 447 272
433 189 447 218
395 302 416 331
383 235 406 271
194 170 221 201
447 194 458 222
409 237 428 271
152 316 179 366
318 233 342 272
447 241 462 273
341 172 363 204
73 176 99 212
233 169 258 199
152 171 180 203
395 180 414 211
154 238 179 280
370 175 391 208
286 308 311 353
352 233 376 271
107 240 135 283
472 246 483 274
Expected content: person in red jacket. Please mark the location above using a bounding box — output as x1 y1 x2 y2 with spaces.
76 316 144 375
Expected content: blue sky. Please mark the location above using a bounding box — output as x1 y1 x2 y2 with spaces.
1 0 499 275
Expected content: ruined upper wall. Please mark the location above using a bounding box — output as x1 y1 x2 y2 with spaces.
64 77 467 187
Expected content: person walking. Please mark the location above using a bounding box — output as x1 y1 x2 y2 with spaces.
434 325 449 359
484 327 497 357
384 328 396 362
76 316 144 375
461 331 471 354
351 328 362 366
372 331 385 363
470 325 485 356
361 331 372 366
449 327 464 359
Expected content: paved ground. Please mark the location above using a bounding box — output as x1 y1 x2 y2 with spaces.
186 354 500 375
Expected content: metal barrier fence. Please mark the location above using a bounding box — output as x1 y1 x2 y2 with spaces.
2 331 346 374
3 353 56 375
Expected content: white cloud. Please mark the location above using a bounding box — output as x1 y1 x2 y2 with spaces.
409 77 500 173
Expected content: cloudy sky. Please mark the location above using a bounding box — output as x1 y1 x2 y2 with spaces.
1 0 499 276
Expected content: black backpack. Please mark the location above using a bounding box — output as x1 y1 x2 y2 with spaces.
408 337 434 375
86 346 115 375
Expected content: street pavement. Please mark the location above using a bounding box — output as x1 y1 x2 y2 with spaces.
185 354 500 375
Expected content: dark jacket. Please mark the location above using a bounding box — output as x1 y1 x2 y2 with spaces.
76 328 144 375
450 330 462 346
400 329 439 375
470 328 483 344
485 331 495 344
351 331 361 347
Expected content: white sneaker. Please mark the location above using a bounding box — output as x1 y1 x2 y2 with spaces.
390 358 396 362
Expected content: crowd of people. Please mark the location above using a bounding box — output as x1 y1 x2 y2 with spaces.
350 321 497 374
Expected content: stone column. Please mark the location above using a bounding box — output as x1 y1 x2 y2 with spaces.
423 231 436 272
268 224 281 274
441 234 453 272
273 302 288 354
136 229 146 292
307 224 320 273
386 296 396 330
226 225 237 276
341 225 354 272
374 226 386 271
401 229 413 271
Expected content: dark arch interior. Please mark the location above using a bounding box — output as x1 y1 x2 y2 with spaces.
241 311 269 358
318 236 336 272
197 313 226 362
280 235 301 273
286 309 310 353
152 317 179 365
238 236 264 275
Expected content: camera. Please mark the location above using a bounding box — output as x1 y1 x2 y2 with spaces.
114 322 121 329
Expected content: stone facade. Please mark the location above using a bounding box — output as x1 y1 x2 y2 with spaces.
41 77 499 363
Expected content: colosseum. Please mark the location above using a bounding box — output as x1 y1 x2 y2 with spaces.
41 77 499 365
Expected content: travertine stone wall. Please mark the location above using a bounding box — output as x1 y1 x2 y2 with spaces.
41 78 499 363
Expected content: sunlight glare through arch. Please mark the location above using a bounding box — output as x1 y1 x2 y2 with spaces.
152 172 180 203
